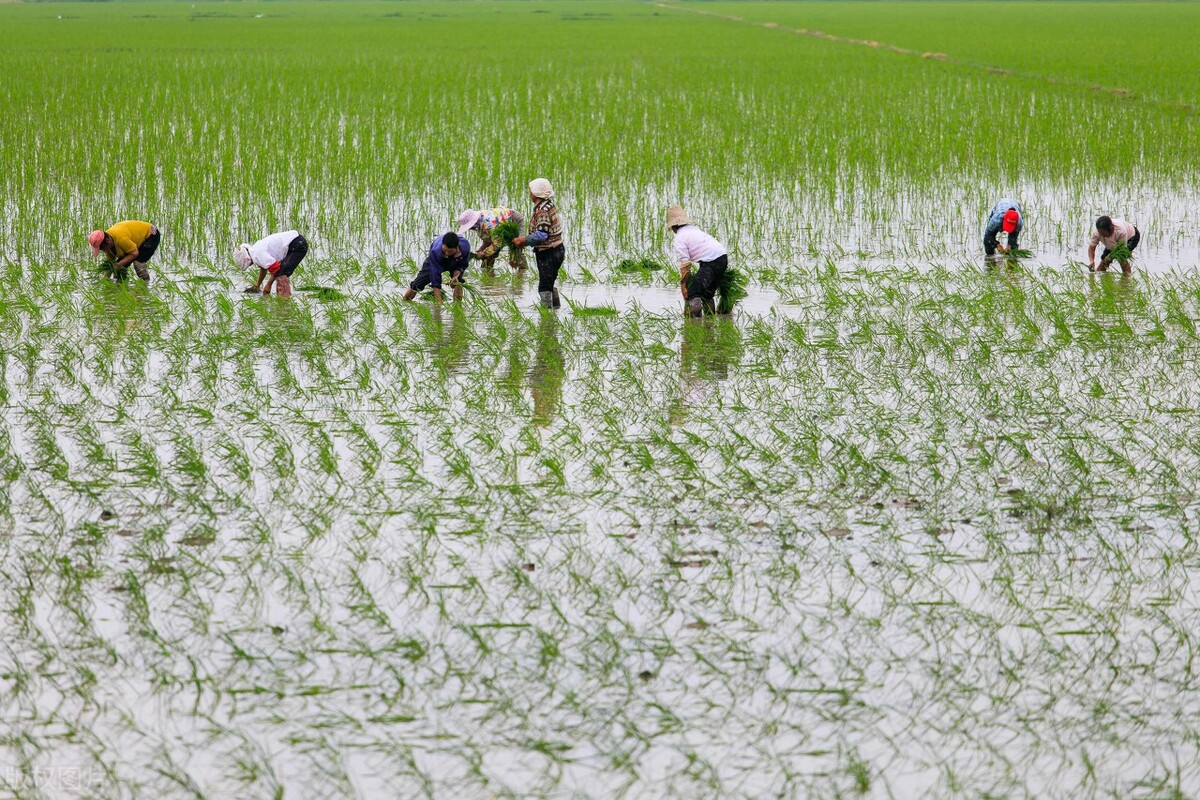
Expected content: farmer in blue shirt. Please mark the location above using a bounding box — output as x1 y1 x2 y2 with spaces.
403 232 471 302
983 199 1023 257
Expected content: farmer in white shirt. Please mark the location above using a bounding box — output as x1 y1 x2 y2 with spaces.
666 205 728 317
233 231 309 297
1087 216 1141 275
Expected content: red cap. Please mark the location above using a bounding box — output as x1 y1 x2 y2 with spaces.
1002 209 1020 234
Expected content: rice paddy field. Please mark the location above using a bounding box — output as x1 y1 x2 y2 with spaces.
3 1 1200 797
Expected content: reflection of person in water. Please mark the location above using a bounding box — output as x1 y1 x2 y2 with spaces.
671 316 743 424
530 315 565 426
428 304 470 375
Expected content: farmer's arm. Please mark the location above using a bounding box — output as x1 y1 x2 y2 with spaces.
1087 231 1100 267
246 266 268 292
262 273 277 294
982 220 999 253
517 214 550 247
111 232 139 266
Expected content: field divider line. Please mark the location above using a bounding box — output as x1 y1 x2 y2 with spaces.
651 1 1197 115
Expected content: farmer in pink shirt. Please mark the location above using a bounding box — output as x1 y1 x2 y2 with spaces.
1088 216 1141 275
666 205 729 317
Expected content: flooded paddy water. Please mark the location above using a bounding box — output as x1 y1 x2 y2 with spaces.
3 1 1200 797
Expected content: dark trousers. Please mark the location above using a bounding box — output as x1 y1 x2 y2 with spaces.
136 228 161 263
278 234 308 276
410 258 465 291
1102 227 1141 260
535 245 565 293
687 254 728 312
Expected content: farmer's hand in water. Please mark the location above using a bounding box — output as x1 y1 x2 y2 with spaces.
244 285 260 293
998 244 1010 255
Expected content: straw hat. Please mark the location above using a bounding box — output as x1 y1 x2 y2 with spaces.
457 209 482 235
529 178 554 200
665 205 691 230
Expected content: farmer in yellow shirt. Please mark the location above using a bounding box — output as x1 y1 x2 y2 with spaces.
88 220 161 282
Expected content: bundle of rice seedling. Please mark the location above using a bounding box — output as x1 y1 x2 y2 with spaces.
294 285 348 301
1007 248 1033 259
716 266 748 314
488 219 522 248
97 260 129 282
616 257 666 273
1107 242 1133 262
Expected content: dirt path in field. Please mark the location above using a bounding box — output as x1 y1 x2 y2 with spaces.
651 2 1196 114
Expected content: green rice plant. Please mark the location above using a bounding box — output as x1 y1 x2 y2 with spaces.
293 285 348 301
487 219 522 249
716 266 748 314
1 2 1199 798
616 256 667 273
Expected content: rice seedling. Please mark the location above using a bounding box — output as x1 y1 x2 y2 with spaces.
2 1 1200 798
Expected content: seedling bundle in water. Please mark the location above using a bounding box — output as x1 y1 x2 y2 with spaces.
294 285 347 301
616 257 666 273
97 260 130 282
716 267 748 314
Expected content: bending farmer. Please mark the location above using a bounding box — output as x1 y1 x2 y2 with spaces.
404 232 471 302
513 178 565 309
667 205 728 317
458 207 528 272
234 231 309 297
88 220 161 282
983 199 1022 256
1088 215 1141 275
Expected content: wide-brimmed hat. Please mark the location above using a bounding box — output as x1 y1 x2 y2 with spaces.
529 178 554 200
457 209 482 235
665 205 691 229
1002 208 1020 234
88 229 106 256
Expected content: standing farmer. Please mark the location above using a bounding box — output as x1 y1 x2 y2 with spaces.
512 178 565 309
1088 215 1141 275
404 232 471 302
457 207 528 272
983 199 1023 257
233 230 309 297
88 220 160 282
667 205 728 317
